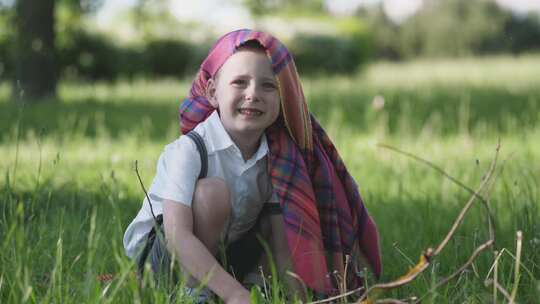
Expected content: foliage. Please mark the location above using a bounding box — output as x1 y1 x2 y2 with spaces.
58 29 122 81
143 39 196 78
288 18 372 75
58 0 104 14
503 13 540 53
241 0 325 17
362 0 540 59
289 34 365 75
56 28 206 81
5 20 373 81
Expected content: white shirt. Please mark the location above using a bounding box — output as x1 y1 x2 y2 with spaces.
123 111 274 258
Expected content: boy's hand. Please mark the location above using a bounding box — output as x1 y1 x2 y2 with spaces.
225 289 251 304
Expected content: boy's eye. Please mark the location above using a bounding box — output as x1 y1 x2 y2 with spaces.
263 82 277 90
231 79 247 86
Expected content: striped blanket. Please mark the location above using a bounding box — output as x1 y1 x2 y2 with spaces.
179 29 381 294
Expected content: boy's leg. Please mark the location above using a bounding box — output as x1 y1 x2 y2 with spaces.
225 203 279 286
224 210 270 283
235 213 272 287
225 203 307 300
147 177 231 298
178 177 232 290
191 177 231 256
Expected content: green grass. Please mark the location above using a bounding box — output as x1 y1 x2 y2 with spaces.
1 54 540 303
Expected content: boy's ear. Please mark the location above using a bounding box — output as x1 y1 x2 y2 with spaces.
206 78 218 108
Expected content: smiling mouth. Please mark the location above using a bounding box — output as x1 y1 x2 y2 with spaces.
238 108 263 116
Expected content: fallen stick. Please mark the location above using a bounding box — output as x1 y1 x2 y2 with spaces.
353 143 501 303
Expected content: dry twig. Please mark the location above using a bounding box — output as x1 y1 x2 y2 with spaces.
485 279 512 302
378 143 499 255
351 143 501 303
434 239 494 289
134 160 158 221
374 299 408 304
308 286 365 304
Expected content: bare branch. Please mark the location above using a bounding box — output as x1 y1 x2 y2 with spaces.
433 239 493 290
286 271 308 301
375 299 408 304
356 251 432 303
312 144 502 304
352 143 502 303
432 143 499 255
485 279 512 302
377 143 499 255
307 285 365 304
377 143 488 201
375 297 417 304
134 160 158 222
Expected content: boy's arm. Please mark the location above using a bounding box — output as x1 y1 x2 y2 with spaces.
162 200 250 303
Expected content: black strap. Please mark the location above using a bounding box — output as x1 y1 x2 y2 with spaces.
186 131 208 179
263 203 282 215
137 131 208 277
137 214 163 277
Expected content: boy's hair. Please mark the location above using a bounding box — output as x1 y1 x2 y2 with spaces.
236 40 266 53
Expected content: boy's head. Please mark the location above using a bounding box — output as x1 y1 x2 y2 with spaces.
206 40 281 141
180 29 312 151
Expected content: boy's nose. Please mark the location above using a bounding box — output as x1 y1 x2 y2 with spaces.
244 84 260 102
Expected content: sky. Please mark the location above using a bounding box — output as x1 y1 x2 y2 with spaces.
95 0 540 30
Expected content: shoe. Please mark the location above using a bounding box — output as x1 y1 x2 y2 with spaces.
183 286 213 303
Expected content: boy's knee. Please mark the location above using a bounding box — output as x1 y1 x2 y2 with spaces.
193 177 231 222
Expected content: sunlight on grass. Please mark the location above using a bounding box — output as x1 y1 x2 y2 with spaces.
1 55 539 303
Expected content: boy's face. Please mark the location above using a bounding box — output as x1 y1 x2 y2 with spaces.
207 50 280 142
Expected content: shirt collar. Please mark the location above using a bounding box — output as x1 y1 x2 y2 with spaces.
205 111 234 153
203 111 269 162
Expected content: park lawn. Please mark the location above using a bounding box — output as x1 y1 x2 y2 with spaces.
1 55 539 303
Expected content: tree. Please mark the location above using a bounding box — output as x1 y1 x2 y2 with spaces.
14 0 57 101
361 0 540 59
12 0 103 102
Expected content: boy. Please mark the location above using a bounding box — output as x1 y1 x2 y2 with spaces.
124 29 382 304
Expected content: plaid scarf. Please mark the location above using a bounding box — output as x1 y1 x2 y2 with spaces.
179 29 381 294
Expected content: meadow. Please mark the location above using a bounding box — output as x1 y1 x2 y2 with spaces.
0 55 539 303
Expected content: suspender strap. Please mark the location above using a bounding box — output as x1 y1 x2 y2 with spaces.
137 131 208 277
137 214 163 277
186 131 208 179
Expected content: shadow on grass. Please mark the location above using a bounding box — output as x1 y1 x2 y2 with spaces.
309 85 540 135
0 98 179 142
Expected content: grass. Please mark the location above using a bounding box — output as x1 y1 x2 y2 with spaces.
1 54 539 303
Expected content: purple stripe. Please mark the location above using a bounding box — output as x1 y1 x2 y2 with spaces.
271 43 287 65
274 53 292 74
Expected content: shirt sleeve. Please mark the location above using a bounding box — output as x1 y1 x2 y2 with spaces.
148 135 201 207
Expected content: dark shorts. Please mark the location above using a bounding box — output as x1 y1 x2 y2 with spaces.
138 203 282 286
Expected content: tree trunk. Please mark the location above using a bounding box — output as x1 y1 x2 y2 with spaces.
14 0 57 101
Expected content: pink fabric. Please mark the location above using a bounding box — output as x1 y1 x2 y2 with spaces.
179 29 381 295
